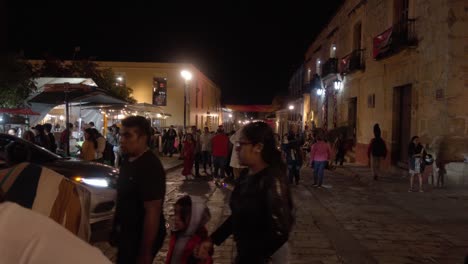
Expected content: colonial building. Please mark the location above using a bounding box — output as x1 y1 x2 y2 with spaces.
96 61 223 131
303 0 468 184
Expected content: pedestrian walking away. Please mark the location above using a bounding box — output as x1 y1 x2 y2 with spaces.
282 133 302 185
182 133 196 180
333 133 346 166
211 128 229 185
310 130 332 187
111 116 167 264
205 122 294 264
191 126 203 178
367 123 387 181
200 127 213 175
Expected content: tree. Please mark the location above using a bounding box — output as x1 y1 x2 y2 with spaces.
35 58 136 103
0 53 37 108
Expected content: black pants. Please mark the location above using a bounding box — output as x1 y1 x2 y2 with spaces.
202 151 212 171
288 161 300 184
335 150 345 165
194 152 202 176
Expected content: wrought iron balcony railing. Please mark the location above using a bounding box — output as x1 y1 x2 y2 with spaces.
321 58 338 77
373 19 417 60
340 49 365 74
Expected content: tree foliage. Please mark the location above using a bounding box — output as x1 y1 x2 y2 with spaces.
0 53 37 108
35 58 136 103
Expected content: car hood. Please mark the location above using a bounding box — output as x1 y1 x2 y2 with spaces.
43 159 119 179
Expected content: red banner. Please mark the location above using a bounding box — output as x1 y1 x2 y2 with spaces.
373 27 393 58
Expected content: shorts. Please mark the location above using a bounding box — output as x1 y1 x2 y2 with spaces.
409 157 421 175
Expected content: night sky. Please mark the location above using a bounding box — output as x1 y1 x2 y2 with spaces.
6 1 343 105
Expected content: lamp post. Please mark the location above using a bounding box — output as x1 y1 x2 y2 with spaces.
180 70 192 132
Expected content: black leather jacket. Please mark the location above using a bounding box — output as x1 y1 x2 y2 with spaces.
211 166 294 264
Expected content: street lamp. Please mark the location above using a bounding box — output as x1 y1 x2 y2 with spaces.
180 70 192 131
288 105 294 110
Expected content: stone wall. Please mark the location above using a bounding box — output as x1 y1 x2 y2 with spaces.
304 0 468 184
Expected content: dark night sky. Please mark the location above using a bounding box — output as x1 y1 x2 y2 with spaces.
6 1 343 105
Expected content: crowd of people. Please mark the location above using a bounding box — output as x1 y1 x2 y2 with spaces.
1 117 437 264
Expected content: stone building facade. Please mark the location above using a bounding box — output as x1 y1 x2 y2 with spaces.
303 0 468 184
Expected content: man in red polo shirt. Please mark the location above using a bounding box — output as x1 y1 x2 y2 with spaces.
211 127 229 184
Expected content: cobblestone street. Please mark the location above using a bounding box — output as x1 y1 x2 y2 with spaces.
94 160 468 264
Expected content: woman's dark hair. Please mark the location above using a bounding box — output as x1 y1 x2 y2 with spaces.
410 136 419 144
242 122 286 171
186 133 194 142
175 195 192 225
84 128 98 149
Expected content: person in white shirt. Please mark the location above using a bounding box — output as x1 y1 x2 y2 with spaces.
0 200 111 264
229 128 248 180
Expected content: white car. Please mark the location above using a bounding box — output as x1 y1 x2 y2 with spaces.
0 134 117 224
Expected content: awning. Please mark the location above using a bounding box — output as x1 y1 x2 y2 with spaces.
225 105 280 113
0 108 40 116
27 77 128 126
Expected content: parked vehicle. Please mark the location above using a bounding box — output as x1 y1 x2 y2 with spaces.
0 134 117 224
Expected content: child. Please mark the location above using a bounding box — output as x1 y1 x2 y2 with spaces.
166 195 213 264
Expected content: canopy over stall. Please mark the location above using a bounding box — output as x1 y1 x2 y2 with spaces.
28 77 128 155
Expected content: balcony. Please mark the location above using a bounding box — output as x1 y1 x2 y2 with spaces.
340 49 365 75
321 58 338 77
303 74 321 92
373 19 417 60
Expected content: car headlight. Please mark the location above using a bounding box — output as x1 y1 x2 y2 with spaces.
73 177 109 188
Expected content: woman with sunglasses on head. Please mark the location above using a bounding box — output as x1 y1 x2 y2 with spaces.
198 122 294 264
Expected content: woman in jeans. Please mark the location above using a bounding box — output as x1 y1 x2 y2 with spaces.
310 132 332 188
202 122 294 264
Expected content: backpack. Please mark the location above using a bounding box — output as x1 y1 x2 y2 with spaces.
103 141 115 164
372 138 387 157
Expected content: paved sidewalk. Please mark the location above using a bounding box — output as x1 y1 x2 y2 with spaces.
94 160 468 263
303 164 468 263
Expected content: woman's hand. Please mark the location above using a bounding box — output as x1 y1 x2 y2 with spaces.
194 239 213 260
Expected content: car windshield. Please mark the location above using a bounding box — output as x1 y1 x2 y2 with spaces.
0 134 62 164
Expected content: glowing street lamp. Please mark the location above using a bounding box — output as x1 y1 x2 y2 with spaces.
316 88 324 96
180 70 193 131
288 105 294 110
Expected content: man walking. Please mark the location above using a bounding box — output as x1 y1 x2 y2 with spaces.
200 127 212 175
211 127 229 185
191 126 202 177
112 116 167 264
367 123 387 180
164 125 177 157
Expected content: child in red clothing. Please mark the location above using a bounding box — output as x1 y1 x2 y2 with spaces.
166 195 213 264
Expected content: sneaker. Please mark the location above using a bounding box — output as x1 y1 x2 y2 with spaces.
312 183 318 187
419 189 424 193
408 188 414 192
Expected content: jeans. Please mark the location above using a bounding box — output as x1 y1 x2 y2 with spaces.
202 151 212 171
213 156 227 179
287 161 300 184
313 161 327 186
